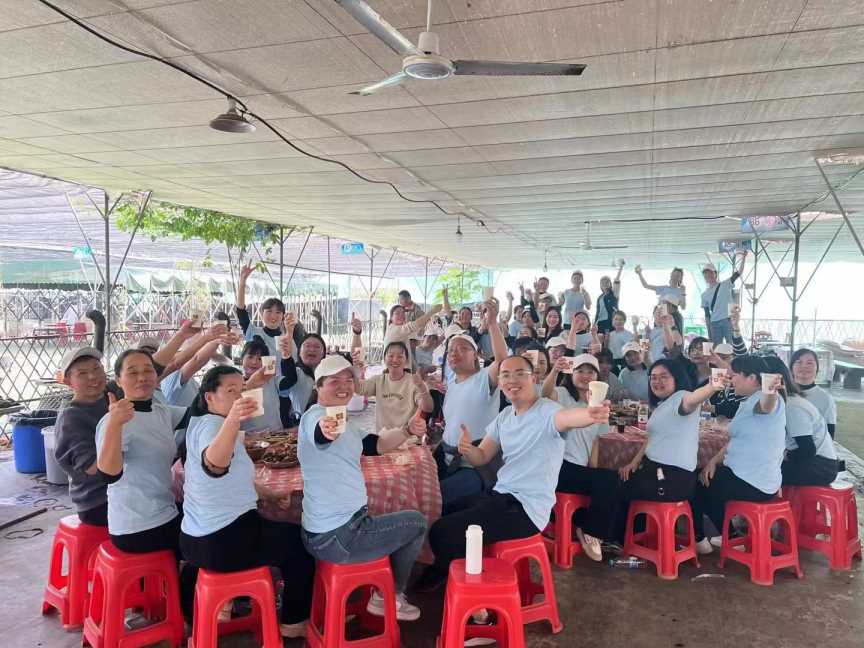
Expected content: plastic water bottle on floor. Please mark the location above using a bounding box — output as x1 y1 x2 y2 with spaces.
609 556 648 569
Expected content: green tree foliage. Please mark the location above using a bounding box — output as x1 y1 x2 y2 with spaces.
434 266 483 305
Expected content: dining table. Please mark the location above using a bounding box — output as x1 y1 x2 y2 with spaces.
595 421 730 470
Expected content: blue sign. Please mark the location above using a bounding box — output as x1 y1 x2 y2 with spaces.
340 242 365 255
740 215 790 234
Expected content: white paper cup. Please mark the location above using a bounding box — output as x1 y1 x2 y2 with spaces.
262 356 276 375
588 381 609 406
482 286 494 301
702 342 714 355
711 368 727 388
561 357 575 374
326 406 347 435
243 388 265 417
524 350 539 367
761 373 779 394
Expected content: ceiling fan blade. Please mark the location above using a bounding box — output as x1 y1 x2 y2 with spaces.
590 245 629 250
453 60 586 77
334 0 421 57
349 71 408 96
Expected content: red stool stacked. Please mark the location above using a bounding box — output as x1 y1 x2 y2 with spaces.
787 485 862 570
83 543 185 648
544 493 591 568
189 567 281 648
42 515 109 630
438 558 525 648
623 500 699 579
718 499 803 586
484 534 563 633
307 557 400 648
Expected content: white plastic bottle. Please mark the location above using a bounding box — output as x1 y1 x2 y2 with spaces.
465 525 483 574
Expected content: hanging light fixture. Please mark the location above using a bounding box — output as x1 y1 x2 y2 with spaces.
209 97 255 134
455 214 463 239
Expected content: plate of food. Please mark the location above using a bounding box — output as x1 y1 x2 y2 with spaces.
260 441 299 468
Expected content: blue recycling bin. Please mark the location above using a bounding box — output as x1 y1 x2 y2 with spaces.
11 410 57 473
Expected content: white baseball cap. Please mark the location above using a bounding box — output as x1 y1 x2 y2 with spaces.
60 347 103 375
444 323 464 339
449 333 478 351
622 341 643 355
571 353 600 372
314 354 353 382
715 343 734 355
545 335 568 349
702 263 718 274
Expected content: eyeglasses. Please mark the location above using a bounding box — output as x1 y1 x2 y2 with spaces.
499 370 533 380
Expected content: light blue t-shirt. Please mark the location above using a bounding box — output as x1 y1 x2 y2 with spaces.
562 289 588 322
288 367 316 418
478 332 494 360
181 414 258 537
242 376 283 432
645 390 700 471
655 286 685 305
298 404 368 533
486 398 565 531
573 331 593 353
619 366 650 402
508 320 522 338
649 327 666 363
95 403 186 536
556 387 609 467
785 396 837 460
608 329 633 359
442 366 500 445
160 370 199 408
724 391 786 494
701 278 735 322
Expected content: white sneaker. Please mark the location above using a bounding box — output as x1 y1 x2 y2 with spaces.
709 535 723 548
576 528 603 562
279 620 307 638
463 609 495 646
366 591 421 622
695 538 714 555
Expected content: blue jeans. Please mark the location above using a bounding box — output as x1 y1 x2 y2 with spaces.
440 468 485 514
301 507 426 593
709 317 734 345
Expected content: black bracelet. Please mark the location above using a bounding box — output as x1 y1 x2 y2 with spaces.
352 328 362 335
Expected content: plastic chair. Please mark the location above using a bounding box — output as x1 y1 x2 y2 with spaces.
82 543 184 648
543 493 591 568
42 515 109 630
189 566 281 648
72 321 88 342
484 534 562 633
787 485 862 570
438 558 525 648
306 557 400 648
718 499 803 586
623 500 700 580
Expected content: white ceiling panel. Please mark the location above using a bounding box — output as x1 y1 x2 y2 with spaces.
0 0 862 269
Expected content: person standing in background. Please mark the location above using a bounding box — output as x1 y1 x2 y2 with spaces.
701 252 746 345
595 261 624 334
560 271 592 326
636 266 687 310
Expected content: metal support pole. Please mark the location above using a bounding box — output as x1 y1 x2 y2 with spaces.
814 158 864 258
285 227 313 291
367 249 375 350
112 191 151 287
424 257 429 307
789 215 802 351
326 235 332 333
279 226 285 298
750 244 758 349
104 193 112 334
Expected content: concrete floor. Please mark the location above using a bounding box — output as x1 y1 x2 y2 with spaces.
3 381 864 648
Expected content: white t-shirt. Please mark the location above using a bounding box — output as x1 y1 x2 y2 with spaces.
799 385 837 426
785 396 837 460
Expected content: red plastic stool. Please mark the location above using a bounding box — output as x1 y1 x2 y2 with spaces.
42 515 109 630
543 493 591 568
484 534 562 633
438 558 525 648
307 557 400 648
718 499 803 586
788 485 862 570
82 543 185 648
189 567 281 648
623 500 699 580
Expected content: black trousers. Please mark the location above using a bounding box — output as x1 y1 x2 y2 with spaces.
555 461 620 540
429 491 539 576
110 514 181 556
78 502 108 527
180 509 315 624
781 456 838 487
691 465 774 540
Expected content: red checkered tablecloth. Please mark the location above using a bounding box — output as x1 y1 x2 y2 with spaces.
596 424 730 470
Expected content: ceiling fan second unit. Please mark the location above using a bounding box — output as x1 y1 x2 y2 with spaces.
335 0 587 96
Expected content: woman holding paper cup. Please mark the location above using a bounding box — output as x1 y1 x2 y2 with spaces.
686 337 713 386
541 353 618 560
237 340 285 431
298 355 428 621
416 354 610 591
436 301 510 511
760 356 839 487
180 366 315 638
279 313 328 419
691 355 786 553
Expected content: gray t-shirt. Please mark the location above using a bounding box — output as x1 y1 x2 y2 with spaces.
54 397 109 514
799 385 837 426
785 396 837 460
96 403 186 536
701 278 735 322
619 366 650 402
562 289 588 322
645 390 700 471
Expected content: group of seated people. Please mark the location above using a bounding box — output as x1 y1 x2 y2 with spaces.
51 259 842 638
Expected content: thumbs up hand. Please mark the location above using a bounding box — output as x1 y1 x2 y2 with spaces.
106 392 135 428
458 423 482 464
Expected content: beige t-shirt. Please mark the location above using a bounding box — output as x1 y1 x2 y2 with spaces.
358 373 421 432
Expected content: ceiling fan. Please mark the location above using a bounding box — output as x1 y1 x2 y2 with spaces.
335 0 586 96
555 222 629 251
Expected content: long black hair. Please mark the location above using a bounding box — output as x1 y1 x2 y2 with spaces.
541 305 563 338
191 365 244 416
730 354 769 379
648 357 694 407
562 357 599 404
